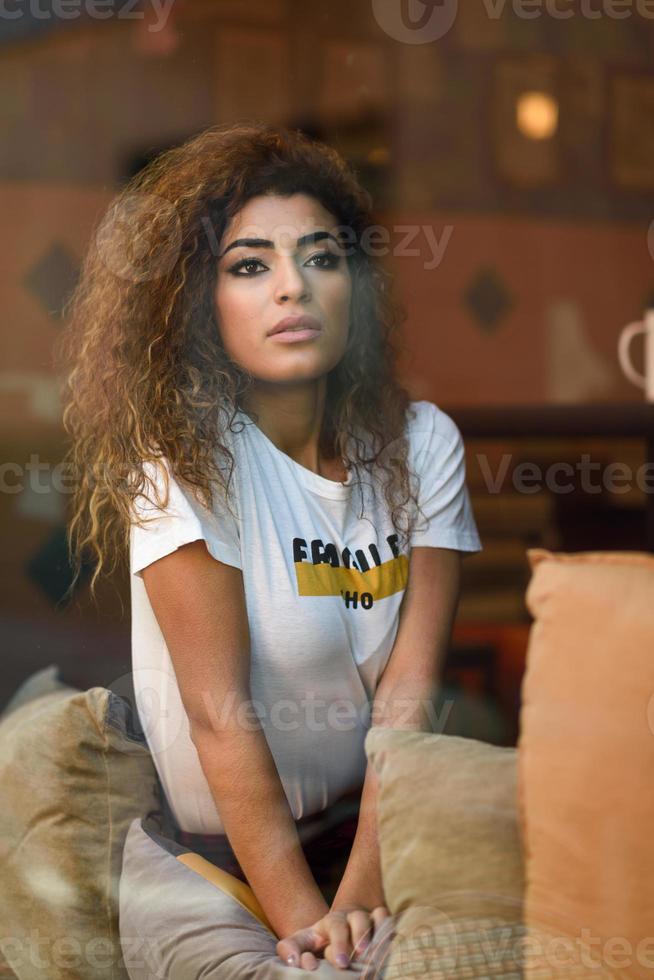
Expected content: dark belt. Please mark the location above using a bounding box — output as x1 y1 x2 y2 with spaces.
174 786 362 890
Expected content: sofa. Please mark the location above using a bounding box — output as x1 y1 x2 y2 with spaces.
0 547 653 979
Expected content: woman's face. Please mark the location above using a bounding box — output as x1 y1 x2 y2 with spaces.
214 193 352 384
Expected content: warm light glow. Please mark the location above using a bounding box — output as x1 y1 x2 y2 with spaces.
367 147 391 166
516 91 559 141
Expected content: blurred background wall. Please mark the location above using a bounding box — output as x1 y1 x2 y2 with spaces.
2 0 654 740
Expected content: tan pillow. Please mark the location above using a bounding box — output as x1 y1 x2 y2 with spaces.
519 548 654 977
365 727 524 978
0 681 159 980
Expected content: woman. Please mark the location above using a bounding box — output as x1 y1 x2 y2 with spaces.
57 122 482 974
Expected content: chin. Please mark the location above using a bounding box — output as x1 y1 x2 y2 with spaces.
259 351 342 379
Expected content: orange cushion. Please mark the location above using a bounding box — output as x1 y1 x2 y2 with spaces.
519 548 654 977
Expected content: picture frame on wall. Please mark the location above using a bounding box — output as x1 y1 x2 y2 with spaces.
609 71 654 191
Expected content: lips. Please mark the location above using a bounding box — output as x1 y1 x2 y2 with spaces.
267 315 322 337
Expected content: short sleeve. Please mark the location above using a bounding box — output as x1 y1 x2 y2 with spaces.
407 401 483 554
129 456 242 577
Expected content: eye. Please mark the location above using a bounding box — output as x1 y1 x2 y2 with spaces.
306 251 341 269
228 257 267 276
227 251 341 277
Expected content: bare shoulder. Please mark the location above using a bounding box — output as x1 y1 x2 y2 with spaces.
141 537 243 595
141 539 251 723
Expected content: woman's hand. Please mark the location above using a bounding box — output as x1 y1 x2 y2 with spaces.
276 904 391 972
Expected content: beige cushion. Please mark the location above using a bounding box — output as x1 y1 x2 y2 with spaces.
0 681 159 980
519 548 654 977
365 727 524 978
119 814 374 979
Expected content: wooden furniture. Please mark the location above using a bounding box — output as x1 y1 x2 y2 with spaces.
439 402 654 743
447 402 654 551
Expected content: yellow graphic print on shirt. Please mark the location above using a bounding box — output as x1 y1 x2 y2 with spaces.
293 532 409 608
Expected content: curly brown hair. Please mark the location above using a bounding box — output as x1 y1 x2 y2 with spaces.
54 121 421 605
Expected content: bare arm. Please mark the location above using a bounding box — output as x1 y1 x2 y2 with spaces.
141 539 328 938
331 546 463 912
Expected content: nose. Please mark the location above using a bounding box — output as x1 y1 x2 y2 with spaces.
274 255 311 304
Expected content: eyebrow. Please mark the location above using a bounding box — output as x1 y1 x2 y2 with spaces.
218 230 342 260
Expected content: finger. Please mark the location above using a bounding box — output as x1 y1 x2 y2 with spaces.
276 927 326 968
325 917 353 970
371 911 396 945
351 908 390 964
371 905 391 930
324 943 344 971
346 911 374 960
300 950 319 971
357 916 398 974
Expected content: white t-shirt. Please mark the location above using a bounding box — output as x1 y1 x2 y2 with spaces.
129 400 482 833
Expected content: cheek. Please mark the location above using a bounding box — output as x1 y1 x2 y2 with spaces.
214 283 258 351
323 273 352 322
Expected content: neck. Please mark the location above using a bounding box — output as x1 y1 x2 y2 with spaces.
241 378 338 476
